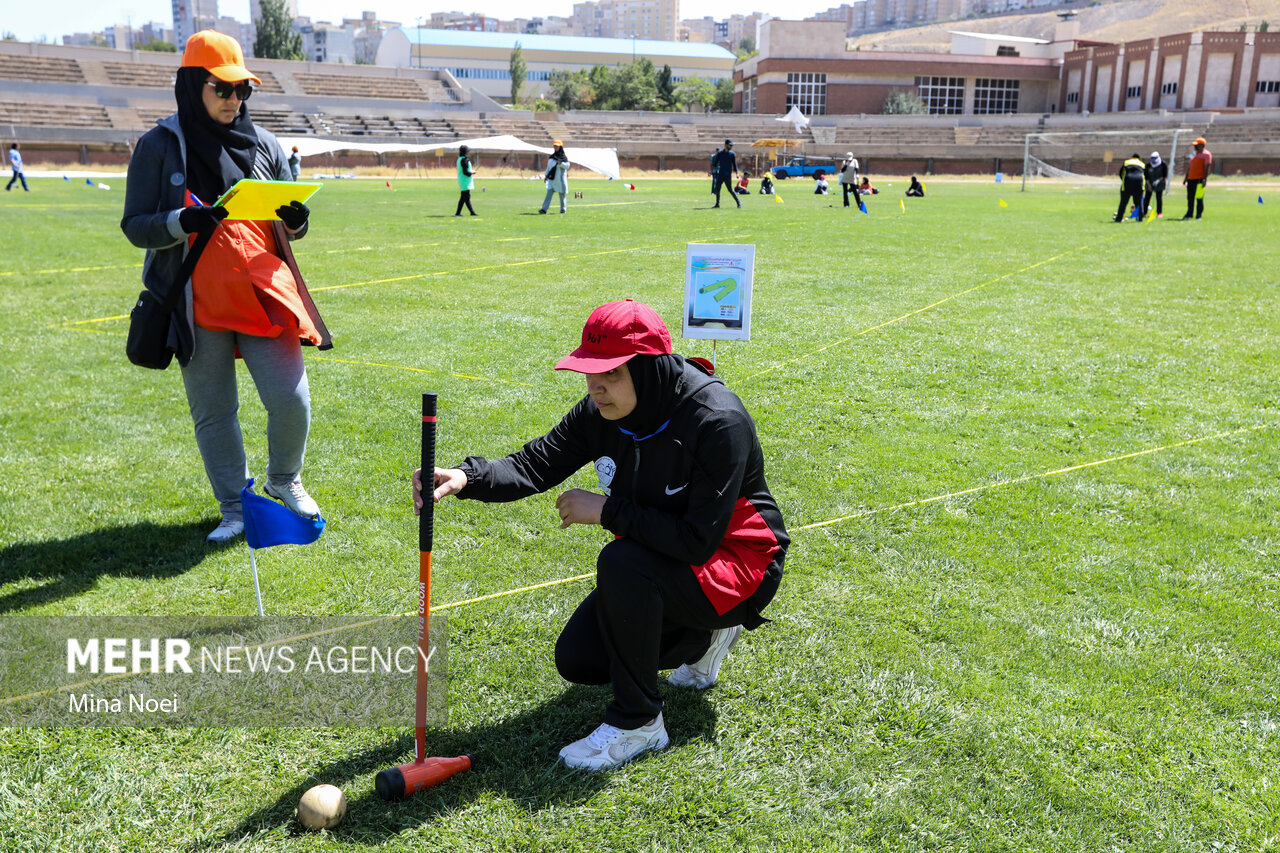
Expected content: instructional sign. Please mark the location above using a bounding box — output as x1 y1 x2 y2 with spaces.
682 243 754 341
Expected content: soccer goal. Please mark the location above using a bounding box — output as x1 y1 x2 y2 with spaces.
1021 129 1189 191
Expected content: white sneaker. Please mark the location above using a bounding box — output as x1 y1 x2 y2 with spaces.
559 713 669 770
206 519 244 545
264 479 320 518
668 625 743 689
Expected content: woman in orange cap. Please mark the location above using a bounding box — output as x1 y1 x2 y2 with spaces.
1182 136 1212 220
539 139 570 214
121 30 331 544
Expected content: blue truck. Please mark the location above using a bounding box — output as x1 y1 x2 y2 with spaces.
771 156 839 179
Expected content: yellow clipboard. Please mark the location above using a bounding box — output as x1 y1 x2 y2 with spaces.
213 179 322 221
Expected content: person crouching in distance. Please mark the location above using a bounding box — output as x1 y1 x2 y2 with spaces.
413 299 788 770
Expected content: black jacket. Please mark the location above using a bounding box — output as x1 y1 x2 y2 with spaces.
712 148 737 177
1144 160 1168 191
1119 157 1145 184
457 358 786 622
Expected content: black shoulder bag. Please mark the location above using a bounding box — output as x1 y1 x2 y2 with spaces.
126 228 214 370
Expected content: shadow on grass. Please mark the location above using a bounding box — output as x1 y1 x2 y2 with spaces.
0 520 214 613
191 684 719 848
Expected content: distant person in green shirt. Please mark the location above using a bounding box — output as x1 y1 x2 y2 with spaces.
455 145 477 217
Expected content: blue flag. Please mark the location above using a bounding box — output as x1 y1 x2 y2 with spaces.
858 198 868 214
241 478 325 548
63 175 71 181
85 178 94 186
1260 196 1265 204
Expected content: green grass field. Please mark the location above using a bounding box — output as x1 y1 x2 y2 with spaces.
1 173 1278 852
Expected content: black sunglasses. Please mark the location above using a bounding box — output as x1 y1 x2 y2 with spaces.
206 80 254 101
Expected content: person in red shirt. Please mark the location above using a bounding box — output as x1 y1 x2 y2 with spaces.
1182 137 1212 220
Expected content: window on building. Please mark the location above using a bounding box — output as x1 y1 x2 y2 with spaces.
1125 85 1142 99
973 78 1019 114
1257 80 1280 93
786 72 826 115
915 76 964 115
742 78 756 114
1161 81 1178 95
995 45 1019 57
1066 91 1080 104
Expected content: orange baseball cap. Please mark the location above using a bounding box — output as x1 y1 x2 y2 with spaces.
1193 137 1207 146
182 30 262 84
552 138 563 146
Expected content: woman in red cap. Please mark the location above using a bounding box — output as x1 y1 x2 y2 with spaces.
413 299 788 770
121 30 331 544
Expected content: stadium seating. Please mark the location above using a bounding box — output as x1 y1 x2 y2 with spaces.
0 54 84 84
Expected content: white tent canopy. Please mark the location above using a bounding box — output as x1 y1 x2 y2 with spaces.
275 134 621 180
777 105 810 135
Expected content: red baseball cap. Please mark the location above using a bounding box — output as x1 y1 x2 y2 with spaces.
555 299 672 373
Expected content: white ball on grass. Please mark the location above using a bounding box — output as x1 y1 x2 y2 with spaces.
297 784 347 830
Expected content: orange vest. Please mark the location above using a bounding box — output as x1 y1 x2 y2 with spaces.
189 218 322 346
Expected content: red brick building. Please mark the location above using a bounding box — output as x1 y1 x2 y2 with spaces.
735 19 1068 116
1060 30 1280 113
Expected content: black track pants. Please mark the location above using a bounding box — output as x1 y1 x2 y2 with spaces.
1116 180 1143 221
555 538 758 729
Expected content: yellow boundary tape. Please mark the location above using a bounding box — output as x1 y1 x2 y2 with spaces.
743 236 1117 383
795 423 1270 531
2 424 1264 707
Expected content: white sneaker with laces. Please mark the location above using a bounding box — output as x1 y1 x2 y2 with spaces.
559 713 669 770
668 625 743 689
264 479 320 518
206 519 244 544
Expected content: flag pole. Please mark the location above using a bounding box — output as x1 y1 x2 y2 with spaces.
249 547 265 618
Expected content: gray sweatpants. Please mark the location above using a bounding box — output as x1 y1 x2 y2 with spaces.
541 187 566 213
181 326 311 522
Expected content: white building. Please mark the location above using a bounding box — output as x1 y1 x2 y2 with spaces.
377 27 735 103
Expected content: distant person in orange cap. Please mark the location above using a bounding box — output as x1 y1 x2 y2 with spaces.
1182 137 1212 220
288 145 301 180
539 138 570 214
121 30 331 544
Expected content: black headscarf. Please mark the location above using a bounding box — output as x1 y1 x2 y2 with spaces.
175 66 258 205
614 354 685 440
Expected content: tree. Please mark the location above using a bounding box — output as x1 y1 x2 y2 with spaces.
675 76 716 112
549 68 593 110
882 89 928 114
657 64 675 110
714 77 734 112
254 0 304 61
509 42 527 105
739 36 756 54
616 58 660 110
1262 20 1271 32
137 38 177 52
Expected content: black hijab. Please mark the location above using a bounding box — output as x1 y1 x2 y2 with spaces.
614 354 685 440
175 66 258 205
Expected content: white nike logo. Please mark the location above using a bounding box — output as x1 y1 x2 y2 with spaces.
665 484 687 495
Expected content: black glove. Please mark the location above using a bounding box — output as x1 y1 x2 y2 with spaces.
178 205 228 234
276 200 309 230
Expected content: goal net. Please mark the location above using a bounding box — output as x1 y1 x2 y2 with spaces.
1021 129 1189 191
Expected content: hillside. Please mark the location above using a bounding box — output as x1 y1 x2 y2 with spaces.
846 0 1280 52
